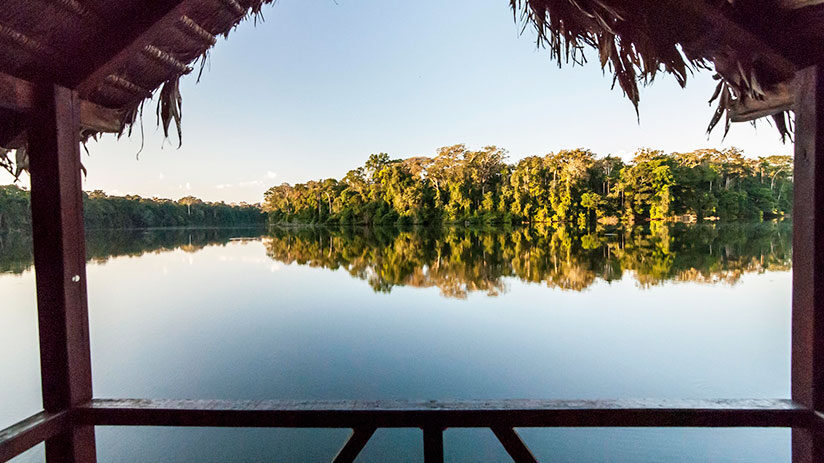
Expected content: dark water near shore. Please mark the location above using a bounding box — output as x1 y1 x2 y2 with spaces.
2 223 792 462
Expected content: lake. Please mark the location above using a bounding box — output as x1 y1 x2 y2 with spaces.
1 223 792 462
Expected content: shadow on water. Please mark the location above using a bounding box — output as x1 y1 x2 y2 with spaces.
0 222 791 297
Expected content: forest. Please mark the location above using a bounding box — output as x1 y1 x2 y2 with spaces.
0 185 265 232
263 146 793 227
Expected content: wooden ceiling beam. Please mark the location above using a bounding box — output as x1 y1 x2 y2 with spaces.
70 0 193 98
730 80 797 122
0 71 33 113
0 72 123 145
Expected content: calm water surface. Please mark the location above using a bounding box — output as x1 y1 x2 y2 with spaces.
1 223 792 462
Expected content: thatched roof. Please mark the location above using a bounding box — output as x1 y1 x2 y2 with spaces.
512 0 821 138
0 0 275 155
0 0 821 175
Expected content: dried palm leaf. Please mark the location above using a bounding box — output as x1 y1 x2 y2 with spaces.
157 77 183 148
511 0 794 139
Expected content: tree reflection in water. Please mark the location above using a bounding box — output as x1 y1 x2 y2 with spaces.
0 228 262 275
263 222 792 298
0 223 791 299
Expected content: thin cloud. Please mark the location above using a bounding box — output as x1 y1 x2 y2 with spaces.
215 180 265 189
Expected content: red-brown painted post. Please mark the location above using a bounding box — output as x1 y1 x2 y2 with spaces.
27 83 96 463
792 64 824 463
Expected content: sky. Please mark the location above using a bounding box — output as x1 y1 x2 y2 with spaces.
7 0 793 204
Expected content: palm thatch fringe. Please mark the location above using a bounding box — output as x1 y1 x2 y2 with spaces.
104 74 153 99
0 146 28 181
179 16 217 46
0 148 13 178
142 45 192 75
510 0 795 139
2 0 803 182
116 3 275 145
220 0 247 18
157 77 183 147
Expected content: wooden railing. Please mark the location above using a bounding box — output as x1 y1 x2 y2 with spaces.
1 398 818 462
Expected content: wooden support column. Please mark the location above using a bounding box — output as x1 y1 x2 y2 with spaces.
28 83 96 463
422 427 444 463
792 64 824 463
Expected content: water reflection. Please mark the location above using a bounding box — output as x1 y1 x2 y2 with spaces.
0 223 791 298
0 228 265 275
263 222 792 297
0 222 792 461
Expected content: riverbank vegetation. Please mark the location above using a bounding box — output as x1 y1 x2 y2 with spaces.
0 185 265 232
263 146 793 227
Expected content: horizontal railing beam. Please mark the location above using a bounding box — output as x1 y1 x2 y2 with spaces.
77 398 809 429
0 411 69 462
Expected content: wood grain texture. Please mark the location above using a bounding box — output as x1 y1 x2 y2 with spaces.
78 398 807 429
0 411 68 462
28 84 96 463
791 64 824 463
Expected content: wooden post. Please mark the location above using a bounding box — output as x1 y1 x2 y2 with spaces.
423 427 444 463
792 64 824 463
28 83 96 463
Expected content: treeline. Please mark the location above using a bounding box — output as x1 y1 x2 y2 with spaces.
0 185 265 232
263 146 793 227
264 223 792 297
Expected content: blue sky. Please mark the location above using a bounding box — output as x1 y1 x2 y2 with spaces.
16 0 794 203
